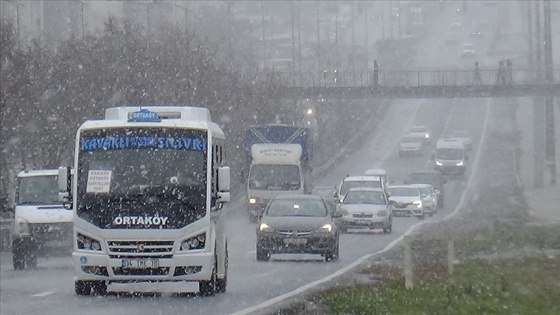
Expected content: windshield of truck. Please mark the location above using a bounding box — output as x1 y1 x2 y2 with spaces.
436 148 463 160
340 180 382 196
77 128 208 229
16 176 59 205
248 165 301 190
401 136 421 144
343 191 386 205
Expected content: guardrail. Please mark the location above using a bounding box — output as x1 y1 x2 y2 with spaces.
253 67 560 88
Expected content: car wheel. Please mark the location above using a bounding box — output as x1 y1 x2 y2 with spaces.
325 238 339 262
383 218 392 234
199 256 218 296
249 214 258 223
256 244 269 262
12 238 25 270
75 281 92 296
215 244 228 293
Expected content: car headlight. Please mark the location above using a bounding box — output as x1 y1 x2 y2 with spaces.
76 233 102 251
317 224 332 233
181 232 206 251
15 217 30 236
435 161 443 166
377 210 388 217
456 161 464 166
259 223 274 232
425 134 430 139
413 200 422 208
249 198 257 204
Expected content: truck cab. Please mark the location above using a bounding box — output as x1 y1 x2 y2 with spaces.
12 169 73 270
247 144 306 222
244 125 313 222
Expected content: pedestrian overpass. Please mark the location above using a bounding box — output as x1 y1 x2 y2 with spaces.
258 67 560 99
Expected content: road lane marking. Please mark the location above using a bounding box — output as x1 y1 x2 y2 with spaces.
33 291 56 297
232 99 492 315
438 98 491 221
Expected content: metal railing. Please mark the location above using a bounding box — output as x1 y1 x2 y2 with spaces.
256 67 560 88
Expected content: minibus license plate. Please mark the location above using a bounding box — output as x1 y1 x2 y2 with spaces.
122 259 159 269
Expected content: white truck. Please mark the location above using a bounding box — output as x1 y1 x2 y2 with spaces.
244 125 313 222
58 106 231 296
12 169 73 270
247 143 308 222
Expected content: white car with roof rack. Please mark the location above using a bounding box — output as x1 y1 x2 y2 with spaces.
336 175 385 203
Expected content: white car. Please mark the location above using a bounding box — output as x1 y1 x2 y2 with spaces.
409 184 437 216
409 126 431 144
387 185 425 219
399 135 424 157
338 188 392 233
449 130 472 151
461 43 476 58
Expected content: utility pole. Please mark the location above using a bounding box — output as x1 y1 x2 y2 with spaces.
533 0 545 188
351 1 355 72
381 1 385 39
543 0 556 185
335 1 339 68
291 1 296 72
365 3 369 70
317 1 321 73
527 0 533 66
261 1 266 69
227 1 233 72
297 1 302 72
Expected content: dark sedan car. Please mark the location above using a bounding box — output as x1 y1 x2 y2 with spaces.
256 195 340 262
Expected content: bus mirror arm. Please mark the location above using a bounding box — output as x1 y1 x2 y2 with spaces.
58 166 73 209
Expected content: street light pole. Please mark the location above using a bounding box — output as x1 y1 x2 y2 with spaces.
543 0 556 185
365 3 369 70
261 1 266 69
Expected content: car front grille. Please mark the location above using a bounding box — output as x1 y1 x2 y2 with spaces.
277 230 312 236
108 240 174 259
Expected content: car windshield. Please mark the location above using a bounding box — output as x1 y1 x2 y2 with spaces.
436 148 463 160
388 187 419 197
451 131 469 138
17 175 60 205
410 127 427 133
401 136 421 144
417 187 430 196
340 180 382 196
249 165 301 190
266 199 327 217
343 191 386 205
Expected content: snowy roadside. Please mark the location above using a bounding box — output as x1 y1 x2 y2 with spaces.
515 97 560 225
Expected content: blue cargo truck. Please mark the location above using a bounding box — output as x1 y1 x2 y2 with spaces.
244 125 313 222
